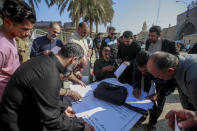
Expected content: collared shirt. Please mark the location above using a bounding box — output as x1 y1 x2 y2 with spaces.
68 32 89 57
0 54 84 131
148 39 162 53
175 54 197 110
0 32 20 100
30 35 63 57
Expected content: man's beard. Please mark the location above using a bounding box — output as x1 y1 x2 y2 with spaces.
48 33 57 41
63 61 78 77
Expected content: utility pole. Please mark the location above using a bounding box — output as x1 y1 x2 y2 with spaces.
176 1 190 18
156 0 161 25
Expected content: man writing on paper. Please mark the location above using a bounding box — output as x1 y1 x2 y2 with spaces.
132 51 176 131
30 22 63 57
94 46 118 81
60 56 88 101
0 43 93 131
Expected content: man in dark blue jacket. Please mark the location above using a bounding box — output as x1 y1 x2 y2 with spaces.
30 22 63 57
100 27 118 59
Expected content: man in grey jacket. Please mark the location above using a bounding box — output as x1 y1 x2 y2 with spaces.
147 51 197 112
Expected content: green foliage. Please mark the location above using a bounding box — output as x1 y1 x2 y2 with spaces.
46 0 114 32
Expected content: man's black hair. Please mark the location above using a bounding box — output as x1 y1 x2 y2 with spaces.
149 26 161 35
136 50 151 67
2 0 36 24
108 26 116 32
49 22 60 28
58 43 84 60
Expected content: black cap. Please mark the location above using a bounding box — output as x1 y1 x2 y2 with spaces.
123 31 133 38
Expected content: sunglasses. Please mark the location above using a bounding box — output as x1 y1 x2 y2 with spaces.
110 33 117 35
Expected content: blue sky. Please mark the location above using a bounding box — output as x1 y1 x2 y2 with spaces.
33 0 194 34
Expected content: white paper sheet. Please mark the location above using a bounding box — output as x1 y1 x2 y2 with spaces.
175 115 181 131
70 78 153 110
148 81 156 96
70 78 153 131
114 63 127 78
51 46 61 54
70 85 92 97
72 94 142 131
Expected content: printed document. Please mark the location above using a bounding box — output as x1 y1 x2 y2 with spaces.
51 46 61 54
114 63 127 78
72 94 142 131
69 78 153 131
175 115 181 131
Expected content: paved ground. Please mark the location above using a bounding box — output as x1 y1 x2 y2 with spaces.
131 90 182 131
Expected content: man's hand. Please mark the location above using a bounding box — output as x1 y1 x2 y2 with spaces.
123 61 130 66
83 122 94 131
70 91 82 101
43 50 51 55
117 59 122 65
133 89 141 98
165 109 197 130
146 93 159 102
64 106 75 118
77 80 86 87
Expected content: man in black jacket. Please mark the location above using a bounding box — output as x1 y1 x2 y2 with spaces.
145 26 179 55
117 31 141 85
0 43 93 131
132 51 177 131
137 26 178 130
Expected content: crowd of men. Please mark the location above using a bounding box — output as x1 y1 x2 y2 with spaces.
0 0 197 131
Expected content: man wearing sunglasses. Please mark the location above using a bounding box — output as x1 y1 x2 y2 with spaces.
100 26 118 59
30 22 64 57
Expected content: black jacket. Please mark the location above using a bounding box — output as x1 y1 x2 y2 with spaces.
0 54 84 131
93 58 118 81
145 39 179 55
188 43 197 54
132 61 176 97
117 42 141 85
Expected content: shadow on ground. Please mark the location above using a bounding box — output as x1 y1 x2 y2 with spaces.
165 93 180 104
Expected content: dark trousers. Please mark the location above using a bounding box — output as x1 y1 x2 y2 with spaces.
177 87 195 111
149 94 166 125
